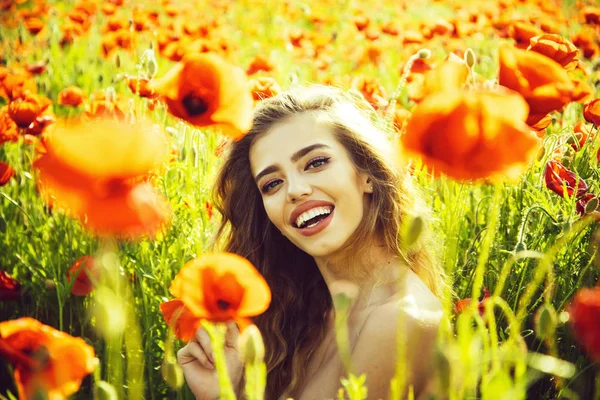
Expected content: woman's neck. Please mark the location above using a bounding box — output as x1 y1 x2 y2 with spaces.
313 243 410 314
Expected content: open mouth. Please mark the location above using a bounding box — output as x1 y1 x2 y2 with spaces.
293 206 334 230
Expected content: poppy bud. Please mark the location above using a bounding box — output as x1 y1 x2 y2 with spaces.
330 280 359 314
586 197 599 214
402 215 424 249
162 355 184 389
0 271 21 301
536 146 546 161
238 324 265 365
142 49 158 78
94 381 118 400
464 48 476 68
534 303 557 340
114 53 121 68
45 279 56 291
417 48 431 59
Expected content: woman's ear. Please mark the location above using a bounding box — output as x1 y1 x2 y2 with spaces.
362 175 374 194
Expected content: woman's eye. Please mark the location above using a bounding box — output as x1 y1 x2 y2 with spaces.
306 157 330 170
261 179 281 193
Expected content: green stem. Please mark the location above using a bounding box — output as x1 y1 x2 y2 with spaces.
470 184 501 303
202 321 236 400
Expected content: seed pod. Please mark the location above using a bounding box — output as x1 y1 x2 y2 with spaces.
417 48 431 59
586 197 599 214
238 324 265 365
535 303 557 340
464 48 476 68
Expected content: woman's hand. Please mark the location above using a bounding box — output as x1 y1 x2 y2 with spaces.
177 321 244 400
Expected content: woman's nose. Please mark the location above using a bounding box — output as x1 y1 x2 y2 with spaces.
286 176 312 203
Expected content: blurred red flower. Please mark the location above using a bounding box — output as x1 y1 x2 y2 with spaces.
0 317 97 399
57 86 85 107
66 256 100 296
455 287 490 315
33 118 171 238
0 271 21 301
568 285 600 362
149 53 253 140
0 161 15 186
402 86 539 181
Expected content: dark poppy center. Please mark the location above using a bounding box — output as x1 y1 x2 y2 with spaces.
216 299 231 311
182 94 209 116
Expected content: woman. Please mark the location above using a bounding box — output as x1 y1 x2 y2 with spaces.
177 86 447 399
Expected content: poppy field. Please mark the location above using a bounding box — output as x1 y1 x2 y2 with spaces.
1 0 600 399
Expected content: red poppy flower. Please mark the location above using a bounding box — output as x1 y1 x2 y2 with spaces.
246 54 274 76
57 86 85 107
26 114 56 136
498 44 575 125
0 161 15 186
570 122 592 151
583 99 600 127
455 287 490 315
544 160 588 198
160 253 271 340
125 76 156 99
249 76 281 102
8 93 50 129
0 317 97 399
25 62 47 75
568 285 600 362
0 271 21 301
527 34 579 70
66 256 100 296
148 53 253 140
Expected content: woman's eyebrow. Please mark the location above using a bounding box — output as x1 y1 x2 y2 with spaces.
253 143 331 183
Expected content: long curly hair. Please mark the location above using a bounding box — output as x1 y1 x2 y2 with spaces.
211 85 447 399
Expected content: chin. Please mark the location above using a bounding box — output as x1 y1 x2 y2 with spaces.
296 238 346 258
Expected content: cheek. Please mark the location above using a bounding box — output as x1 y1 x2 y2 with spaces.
262 196 285 227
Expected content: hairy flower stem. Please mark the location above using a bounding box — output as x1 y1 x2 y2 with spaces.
203 321 236 400
385 49 431 130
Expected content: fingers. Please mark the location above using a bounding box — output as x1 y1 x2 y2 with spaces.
225 321 240 349
195 327 215 364
177 340 214 370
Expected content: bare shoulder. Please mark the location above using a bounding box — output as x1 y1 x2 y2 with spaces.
351 270 444 399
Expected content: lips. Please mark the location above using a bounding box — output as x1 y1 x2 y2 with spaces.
289 200 335 227
293 209 334 237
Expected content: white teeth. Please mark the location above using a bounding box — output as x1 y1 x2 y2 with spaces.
295 206 332 228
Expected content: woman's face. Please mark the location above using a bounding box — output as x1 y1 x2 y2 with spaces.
249 112 373 258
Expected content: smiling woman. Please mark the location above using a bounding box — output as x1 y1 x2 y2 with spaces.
177 85 449 399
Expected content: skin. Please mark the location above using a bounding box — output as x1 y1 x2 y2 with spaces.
178 111 443 400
